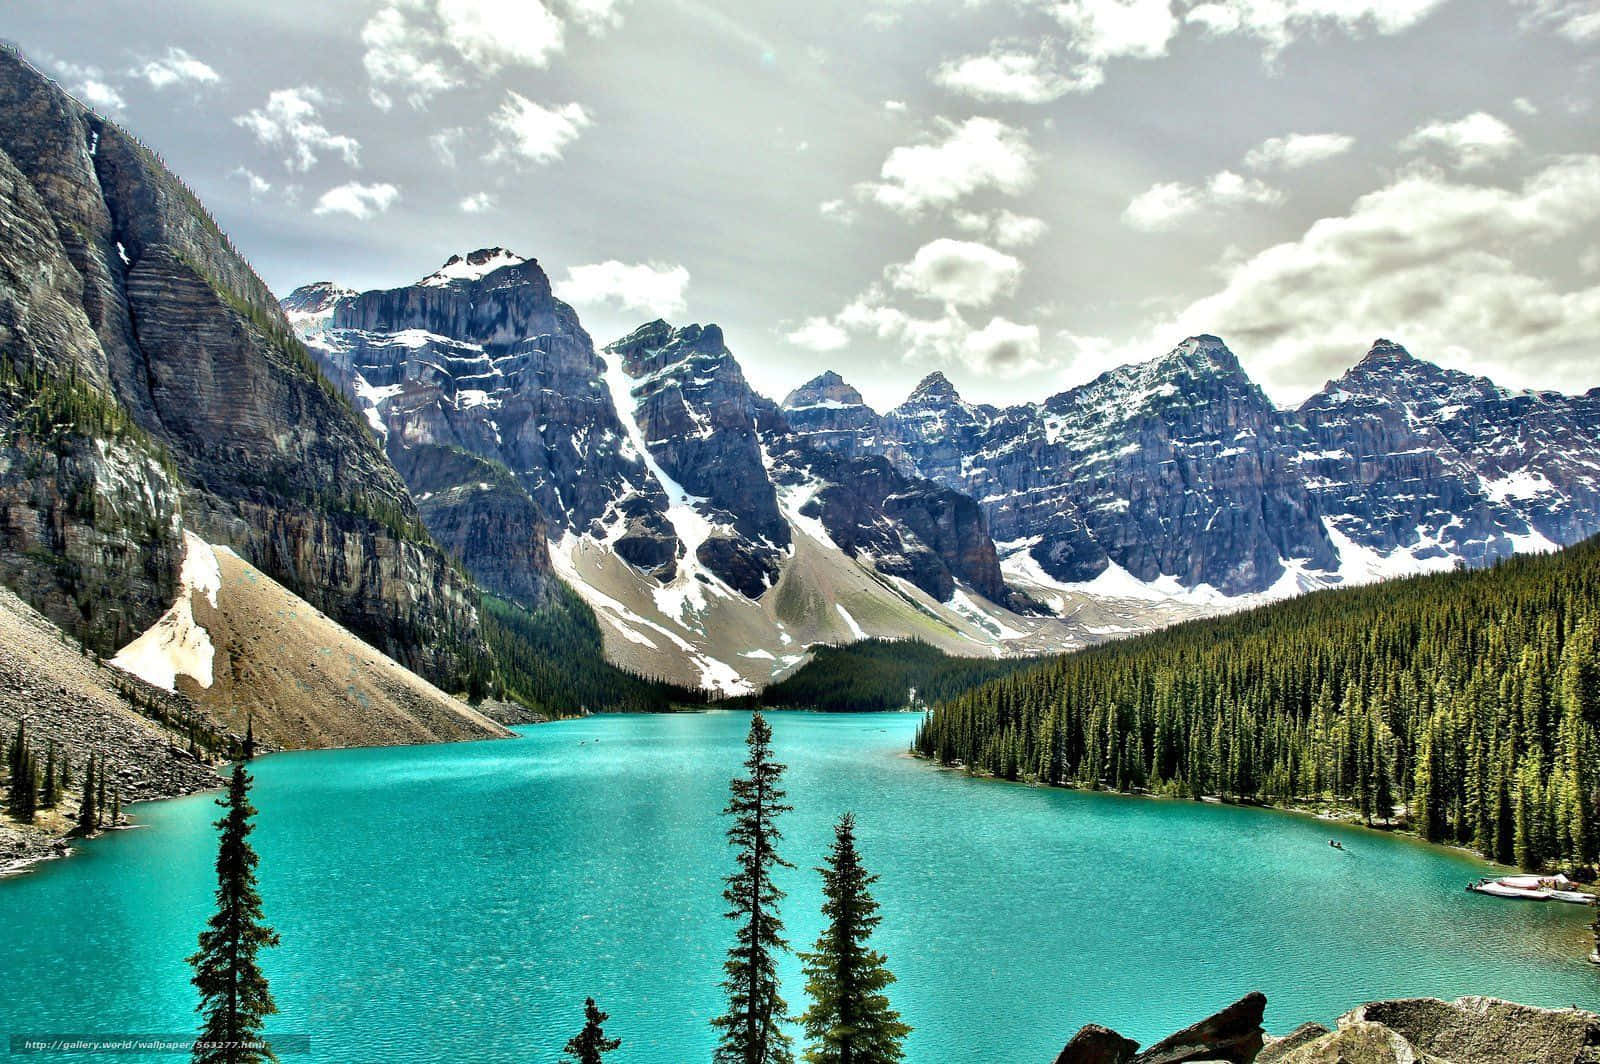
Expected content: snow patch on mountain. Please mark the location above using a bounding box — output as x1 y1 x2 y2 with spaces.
110 532 220 691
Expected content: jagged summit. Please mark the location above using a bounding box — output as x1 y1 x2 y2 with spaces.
782 370 868 412
1362 338 1414 364
608 320 726 359
1161 334 1247 375
418 247 527 287
280 280 356 320
897 371 969 413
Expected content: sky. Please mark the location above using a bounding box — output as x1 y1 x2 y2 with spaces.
9 0 1600 411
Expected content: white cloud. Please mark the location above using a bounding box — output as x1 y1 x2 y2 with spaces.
934 42 1095 103
1047 0 1180 82
1137 155 1600 398
488 91 591 165
313 181 400 219
50 59 125 111
459 192 495 212
953 209 1049 248
883 99 908 112
888 238 1024 307
819 198 857 224
1514 0 1600 41
361 0 626 108
1512 97 1539 116
962 316 1042 373
430 127 465 166
436 0 566 70
134 47 220 90
1244 132 1355 171
554 261 690 317
1401 112 1520 169
858 116 1035 217
231 168 272 197
1206 169 1282 206
1123 170 1281 230
1185 0 1451 55
76 78 125 112
1123 182 1204 230
785 317 851 352
362 4 461 109
235 87 360 172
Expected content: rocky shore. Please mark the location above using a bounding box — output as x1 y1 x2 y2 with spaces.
1054 990 1600 1064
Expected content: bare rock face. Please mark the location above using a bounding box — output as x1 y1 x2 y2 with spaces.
1272 1021 1449 1064
1054 1024 1139 1064
1133 992 1267 1064
1340 997 1600 1064
1255 1023 1332 1063
607 321 791 597
1298 340 1600 565
781 370 893 459
0 47 484 684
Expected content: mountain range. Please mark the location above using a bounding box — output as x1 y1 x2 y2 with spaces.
285 251 1600 692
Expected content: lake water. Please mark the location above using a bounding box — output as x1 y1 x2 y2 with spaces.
1 711 1595 1062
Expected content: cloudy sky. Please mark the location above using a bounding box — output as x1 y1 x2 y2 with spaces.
11 0 1599 409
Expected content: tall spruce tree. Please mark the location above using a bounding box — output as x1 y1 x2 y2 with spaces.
712 712 794 1064
6 721 36 824
188 764 279 1064
76 753 97 835
798 813 910 1064
561 997 621 1063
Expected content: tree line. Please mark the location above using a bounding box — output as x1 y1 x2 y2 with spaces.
913 535 1600 872
2 719 120 832
183 711 910 1063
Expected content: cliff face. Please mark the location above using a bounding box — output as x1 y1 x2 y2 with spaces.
606 321 791 597
0 49 484 684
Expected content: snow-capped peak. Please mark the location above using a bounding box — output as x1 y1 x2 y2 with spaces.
418 247 527 287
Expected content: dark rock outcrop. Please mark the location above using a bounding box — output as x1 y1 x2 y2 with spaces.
1054 1024 1139 1064
781 370 892 459
1133 992 1267 1064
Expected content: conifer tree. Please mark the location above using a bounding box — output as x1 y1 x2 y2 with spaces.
561 997 621 1063
188 763 279 1064
6 722 36 824
798 813 910 1064
77 754 97 835
42 742 58 809
712 712 794 1064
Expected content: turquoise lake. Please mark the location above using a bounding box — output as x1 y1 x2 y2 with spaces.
1 711 1595 1062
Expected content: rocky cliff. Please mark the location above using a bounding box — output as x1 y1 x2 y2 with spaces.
0 47 485 687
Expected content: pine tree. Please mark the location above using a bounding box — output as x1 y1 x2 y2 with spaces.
798 813 910 1064
6 722 36 824
42 742 59 809
77 754 97 835
188 764 279 1064
712 712 795 1064
561 997 621 1063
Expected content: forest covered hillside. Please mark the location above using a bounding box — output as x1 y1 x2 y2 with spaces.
914 536 1600 871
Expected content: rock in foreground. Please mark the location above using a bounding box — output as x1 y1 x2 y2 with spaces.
1054 994 1600 1064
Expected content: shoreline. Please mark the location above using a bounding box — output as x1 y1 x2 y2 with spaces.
910 750 1600 885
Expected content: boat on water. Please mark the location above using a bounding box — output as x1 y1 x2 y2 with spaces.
1468 873 1597 905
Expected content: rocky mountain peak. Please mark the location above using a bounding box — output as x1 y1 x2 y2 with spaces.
782 370 868 412
280 280 357 326
906 370 961 405
1361 337 1414 365
1161 334 1248 378
418 247 528 287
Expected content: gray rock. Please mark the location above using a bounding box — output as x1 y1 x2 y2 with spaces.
1256 1022 1333 1063
1341 996 1600 1064
1272 1021 1448 1064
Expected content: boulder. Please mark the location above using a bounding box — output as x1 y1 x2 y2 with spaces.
1133 992 1267 1064
1256 1023 1332 1063
1053 1023 1139 1064
1341 996 1600 1064
1273 1021 1449 1063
